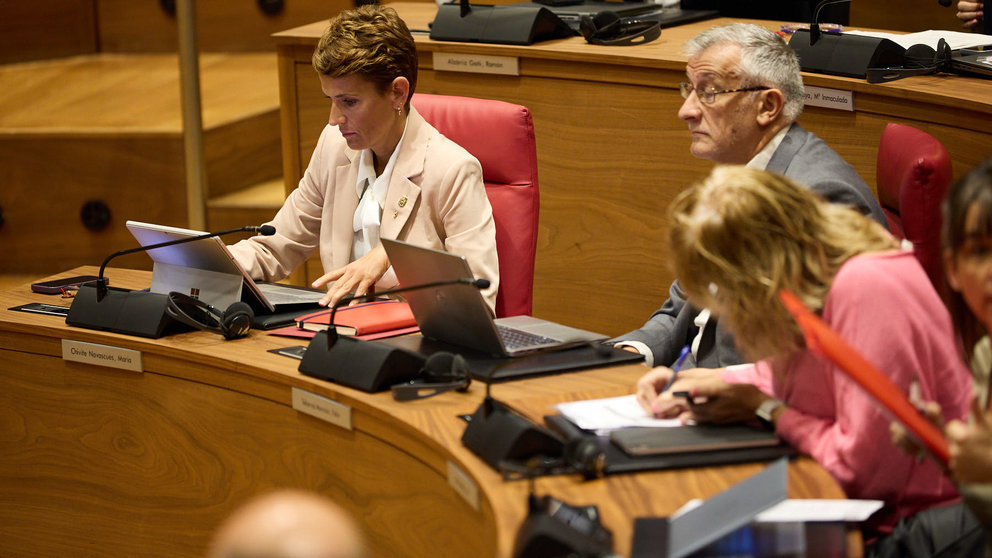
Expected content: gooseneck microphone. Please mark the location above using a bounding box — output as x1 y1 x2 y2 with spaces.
95 224 276 300
297 275 491 393
66 224 276 338
808 0 851 45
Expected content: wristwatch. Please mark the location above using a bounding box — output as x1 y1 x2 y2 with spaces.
755 398 785 430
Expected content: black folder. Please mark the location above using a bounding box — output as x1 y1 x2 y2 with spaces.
544 415 794 474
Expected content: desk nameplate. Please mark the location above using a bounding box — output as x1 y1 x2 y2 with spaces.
447 460 480 511
61 339 143 372
292 387 353 430
804 86 854 111
432 52 520 76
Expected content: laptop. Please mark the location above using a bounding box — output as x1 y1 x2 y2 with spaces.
380 238 607 357
516 1 718 32
952 51 992 78
125 221 324 323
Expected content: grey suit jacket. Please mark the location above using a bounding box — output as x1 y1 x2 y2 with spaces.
610 122 886 368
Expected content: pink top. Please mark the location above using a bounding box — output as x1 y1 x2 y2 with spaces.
724 251 971 533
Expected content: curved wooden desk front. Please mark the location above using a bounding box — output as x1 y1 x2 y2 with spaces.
0 269 846 557
275 4 992 338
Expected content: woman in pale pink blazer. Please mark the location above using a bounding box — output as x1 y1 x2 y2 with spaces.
228 5 499 311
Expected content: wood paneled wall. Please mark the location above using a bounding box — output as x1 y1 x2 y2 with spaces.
850 0 962 32
0 0 98 64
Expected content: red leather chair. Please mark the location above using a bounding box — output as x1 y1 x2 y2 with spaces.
411 93 540 317
876 123 953 288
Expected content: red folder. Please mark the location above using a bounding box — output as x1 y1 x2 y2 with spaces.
778 289 950 465
295 300 418 336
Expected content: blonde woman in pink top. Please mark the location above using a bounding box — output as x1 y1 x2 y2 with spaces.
635 166 971 545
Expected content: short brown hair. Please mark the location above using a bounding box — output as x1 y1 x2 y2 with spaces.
312 5 418 109
669 166 896 361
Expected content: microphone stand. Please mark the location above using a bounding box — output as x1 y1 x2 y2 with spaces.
65 224 275 338
297 276 490 393
807 0 850 46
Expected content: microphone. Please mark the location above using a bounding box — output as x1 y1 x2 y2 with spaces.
95 224 276 300
808 0 850 45
297 275 491 393
461 339 613 477
66 224 275 338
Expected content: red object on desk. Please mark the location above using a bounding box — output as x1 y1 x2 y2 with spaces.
294 300 418 337
778 289 950 465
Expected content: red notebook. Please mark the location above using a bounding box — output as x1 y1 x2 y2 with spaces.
778 289 950 465
295 300 418 337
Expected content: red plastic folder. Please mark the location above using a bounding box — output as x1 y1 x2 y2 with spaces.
778 289 950 465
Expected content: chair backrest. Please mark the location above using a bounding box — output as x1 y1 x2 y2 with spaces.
876 122 953 287
411 93 540 318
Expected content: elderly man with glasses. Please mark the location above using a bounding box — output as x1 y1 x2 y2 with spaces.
610 23 886 371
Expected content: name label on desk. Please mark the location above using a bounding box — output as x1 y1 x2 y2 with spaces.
432 52 520 76
61 339 143 372
292 387 353 430
803 86 854 111
447 461 480 511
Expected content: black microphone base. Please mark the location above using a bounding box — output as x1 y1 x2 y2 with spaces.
66 284 183 338
461 397 565 471
789 29 904 78
298 332 425 392
430 4 575 45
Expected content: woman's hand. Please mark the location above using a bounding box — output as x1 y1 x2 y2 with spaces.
957 0 984 29
636 367 770 424
667 369 769 424
635 366 679 415
313 244 391 308
889 401 943 461
947 396 992 484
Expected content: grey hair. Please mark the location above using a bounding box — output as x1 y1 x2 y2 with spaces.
684 23 805 122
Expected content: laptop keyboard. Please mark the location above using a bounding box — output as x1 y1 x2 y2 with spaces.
496 325 560 350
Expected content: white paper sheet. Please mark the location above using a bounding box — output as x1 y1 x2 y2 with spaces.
554 394 682 433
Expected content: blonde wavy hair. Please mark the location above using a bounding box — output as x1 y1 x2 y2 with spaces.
312 5 417 111
669 166 896 361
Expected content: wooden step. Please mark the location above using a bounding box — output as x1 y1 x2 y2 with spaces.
0 53 281 274
206 178 285 232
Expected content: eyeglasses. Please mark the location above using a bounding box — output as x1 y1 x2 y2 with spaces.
679 82 770 105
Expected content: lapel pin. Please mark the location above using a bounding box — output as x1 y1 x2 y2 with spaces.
398 196 408 208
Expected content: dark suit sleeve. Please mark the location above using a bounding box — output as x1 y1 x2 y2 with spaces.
807 177 888 227
609 280 701 366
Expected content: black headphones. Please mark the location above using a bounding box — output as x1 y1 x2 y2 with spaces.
165 291 255 340
866 38 952 83
391 351 472 401
579 11 661 46
498 435 607 481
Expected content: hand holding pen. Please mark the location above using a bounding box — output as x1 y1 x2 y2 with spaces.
634 345 691 416
661 344 691 393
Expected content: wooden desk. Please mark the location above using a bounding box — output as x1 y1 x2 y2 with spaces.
274 4 992 337
0 269 846 557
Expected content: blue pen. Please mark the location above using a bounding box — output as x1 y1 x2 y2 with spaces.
662 345 691 393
